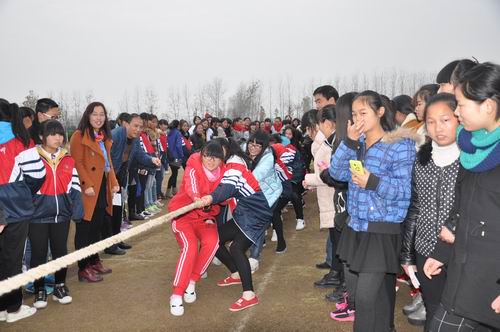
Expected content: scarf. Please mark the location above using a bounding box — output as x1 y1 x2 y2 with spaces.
431 141 460 168
203 164 221 182
457 124 500 172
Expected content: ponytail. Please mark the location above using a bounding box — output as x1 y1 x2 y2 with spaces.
0 100 30 147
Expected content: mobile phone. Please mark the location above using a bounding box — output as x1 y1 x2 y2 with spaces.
349 160 365 175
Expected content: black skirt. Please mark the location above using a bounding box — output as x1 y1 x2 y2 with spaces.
337 225 401 274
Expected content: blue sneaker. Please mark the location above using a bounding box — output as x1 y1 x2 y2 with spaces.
45 284 54 295
25 282 35 294
45 274 55 284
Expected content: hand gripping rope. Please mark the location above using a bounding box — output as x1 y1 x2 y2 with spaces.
0 200 204 297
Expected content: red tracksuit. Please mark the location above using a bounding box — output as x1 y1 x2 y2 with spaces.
167 152 224 296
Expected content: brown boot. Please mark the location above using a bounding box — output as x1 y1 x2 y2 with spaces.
78 266 103 283
91 260 112 274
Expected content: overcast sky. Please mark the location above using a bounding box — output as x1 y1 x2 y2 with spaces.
1 0 499 112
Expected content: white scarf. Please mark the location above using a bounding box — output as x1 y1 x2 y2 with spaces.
431 141 460 167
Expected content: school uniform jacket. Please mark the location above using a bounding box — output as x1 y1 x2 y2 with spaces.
168 152 222 222
0 138 46 224
32 147 84 223
210 156 273 244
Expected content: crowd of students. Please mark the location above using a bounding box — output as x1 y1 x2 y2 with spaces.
0 59 499 332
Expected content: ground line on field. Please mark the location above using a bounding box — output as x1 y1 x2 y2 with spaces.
230 227 299 332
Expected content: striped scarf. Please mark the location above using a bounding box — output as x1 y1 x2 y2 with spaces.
457 125 500 172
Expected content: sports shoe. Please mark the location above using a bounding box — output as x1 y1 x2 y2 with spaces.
217 276 242 287
403 292 423 316
170 297 184 316
155 200 164 207
0 310 7 322
330 307 355 322
229 296 259 312
271 230 277 242
212 257 222 266
249 257 259 274
201 271 208 279
407 304 426 326
397 273 410 285
184 290 196 303
6 305 36 323
295 219 305 231
139 211 151 218
53 284 72 304
275 241 287 254
146 206 157 214
325 285 347 302
33 288 48 309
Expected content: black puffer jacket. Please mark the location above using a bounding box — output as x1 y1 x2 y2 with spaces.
432 163 500 329
400 141 460 265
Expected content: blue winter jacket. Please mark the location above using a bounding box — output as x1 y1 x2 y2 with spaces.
252 148 282 208
111 126 156 172
167 128 184 160
329 128 418 233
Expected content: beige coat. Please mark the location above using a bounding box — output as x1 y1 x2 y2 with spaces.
304 131 335 229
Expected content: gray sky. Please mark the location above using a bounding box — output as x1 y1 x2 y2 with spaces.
1 0 500 114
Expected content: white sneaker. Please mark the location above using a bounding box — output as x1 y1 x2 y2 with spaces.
0 310 7 322
296 219 305 231
201 271 208 279
212 257 222 266
6 305 37 323
271 230 277 242
183 290 197 303
170 297 184 316
249 258 259 274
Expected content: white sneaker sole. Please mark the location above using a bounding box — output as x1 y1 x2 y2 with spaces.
33 301 47 309
183 292 196 304
53 295 72 304
6 306 37 323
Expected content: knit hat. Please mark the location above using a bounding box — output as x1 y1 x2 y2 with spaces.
436 60 460 84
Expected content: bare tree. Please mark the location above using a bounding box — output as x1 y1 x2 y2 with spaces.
182 84 191 120
205 77 225 117
84 90 94 105
118 91 130 114
22 90 38 110
133 88 142 114
168 87 181 120
144 88 159 114
71 92 82 127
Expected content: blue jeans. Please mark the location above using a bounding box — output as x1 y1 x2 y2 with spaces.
145 172 156 207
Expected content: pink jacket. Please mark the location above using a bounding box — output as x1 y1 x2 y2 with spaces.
304 131 335 229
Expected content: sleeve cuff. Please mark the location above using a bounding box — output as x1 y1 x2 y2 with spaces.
344 137 360 151
366 173 380 191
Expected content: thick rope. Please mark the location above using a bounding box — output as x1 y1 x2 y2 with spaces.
0 200 203 296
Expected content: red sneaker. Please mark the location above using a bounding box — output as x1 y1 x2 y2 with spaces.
217 276 242 287
229 296 259 312
330 307 355 322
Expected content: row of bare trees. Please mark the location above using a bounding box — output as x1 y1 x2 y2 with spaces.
21 69 435 127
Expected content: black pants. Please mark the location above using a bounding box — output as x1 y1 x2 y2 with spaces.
75 207 106 270
29 221 70 289
137 173 147 213
0 221 29 313
272 190 304 248
428 305 498 332
111 168 127 236
167 165 179 189
128 184 137 216
329 227 343 273
215 221 254 292
345 270 396 332
416 252 447 332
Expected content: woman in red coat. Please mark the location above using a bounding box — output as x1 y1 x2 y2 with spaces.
167 140 225 316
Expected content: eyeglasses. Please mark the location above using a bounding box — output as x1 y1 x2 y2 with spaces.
248 143 262 149
41 112 60 120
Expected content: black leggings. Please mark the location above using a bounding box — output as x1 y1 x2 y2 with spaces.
167 166 179 189
29 221 70 289
416 252 447 332
75 207 106 270
272 190 304 247
329 227 343 273
345 270 396 332
215 221 254 292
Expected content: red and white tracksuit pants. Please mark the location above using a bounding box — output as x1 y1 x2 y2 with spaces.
171 218 219 296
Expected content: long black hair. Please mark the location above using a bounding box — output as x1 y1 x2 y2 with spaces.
226 138 250 166
334 92 356 149
0 99 30 147
77 102 111 140
283 125 302 149
201 139 225 160
246 130 270 170
459 62 500 120
353 90 395 132
300 109 319 134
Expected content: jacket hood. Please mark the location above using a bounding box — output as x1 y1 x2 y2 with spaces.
381 127 425 145
0 121 15 144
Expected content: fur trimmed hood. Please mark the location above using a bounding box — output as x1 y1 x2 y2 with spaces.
381 127 425 146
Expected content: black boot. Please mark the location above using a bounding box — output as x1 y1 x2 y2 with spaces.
314 270 343 288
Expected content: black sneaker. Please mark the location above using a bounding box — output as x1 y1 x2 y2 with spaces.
33 288 48 309
325 284 347 302
276 241 287 254
53 284 72 304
